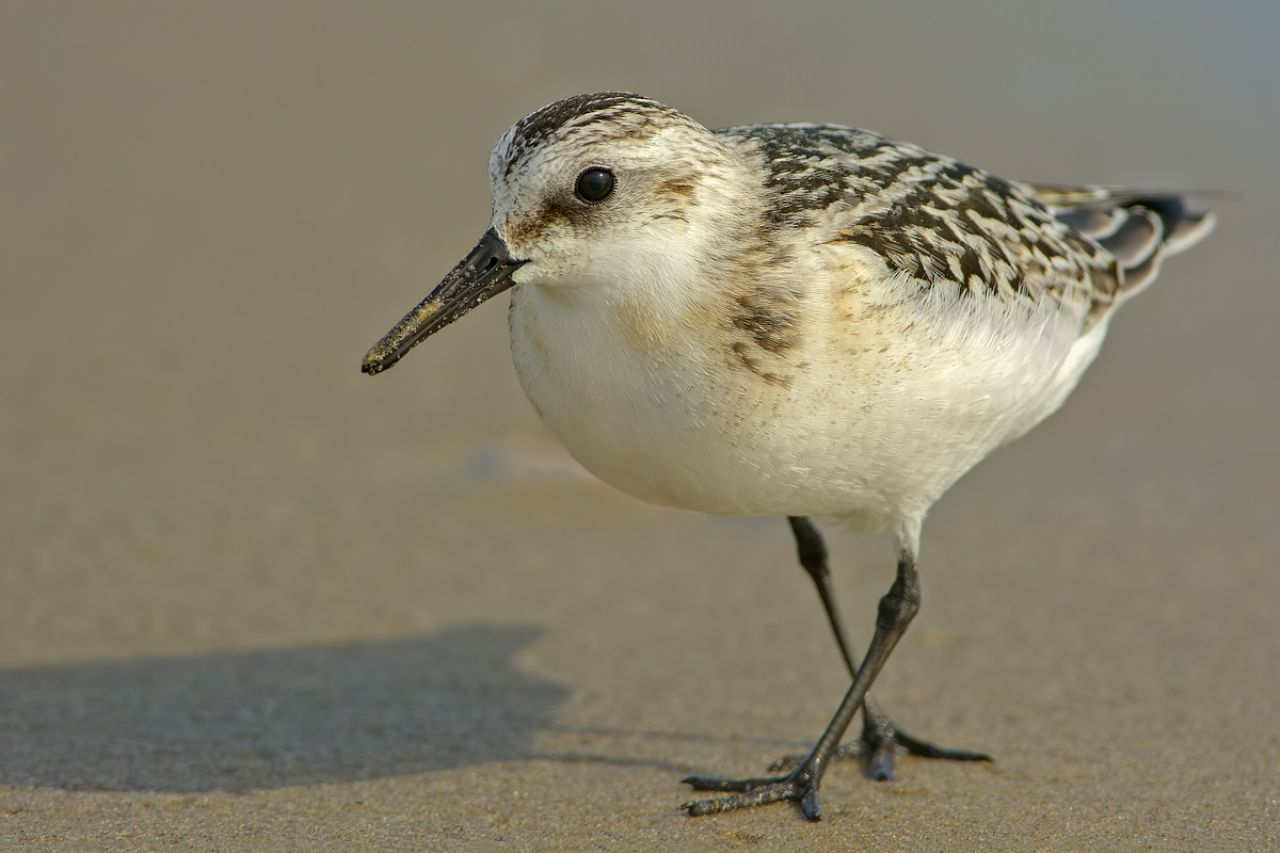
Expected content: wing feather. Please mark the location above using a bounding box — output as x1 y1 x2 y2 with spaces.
720 125 1120 321
715 125 1215 320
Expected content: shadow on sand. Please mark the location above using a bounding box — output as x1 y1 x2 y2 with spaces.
0 625 569 792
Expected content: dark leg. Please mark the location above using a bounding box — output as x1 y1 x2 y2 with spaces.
683 548 924 819
779 517 990 779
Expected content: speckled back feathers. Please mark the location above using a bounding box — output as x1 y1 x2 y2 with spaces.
717 123 1212 324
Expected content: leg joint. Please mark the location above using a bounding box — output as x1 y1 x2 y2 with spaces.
876 569 920 630
788 517 829 575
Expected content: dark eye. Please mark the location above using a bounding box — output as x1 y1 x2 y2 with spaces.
575 167 615 203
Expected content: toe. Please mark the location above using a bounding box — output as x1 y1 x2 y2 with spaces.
683 774 782 793
681 773 813 817
800 787 824 821
893 727 993 762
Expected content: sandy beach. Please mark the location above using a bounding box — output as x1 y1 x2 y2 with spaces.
3 2 1278 849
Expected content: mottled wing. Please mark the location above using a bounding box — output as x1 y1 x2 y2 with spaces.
721 125 1209 326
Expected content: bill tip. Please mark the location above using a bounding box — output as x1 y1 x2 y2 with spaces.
361 349 388 375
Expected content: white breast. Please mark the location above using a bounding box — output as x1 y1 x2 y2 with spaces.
508 278 1099 531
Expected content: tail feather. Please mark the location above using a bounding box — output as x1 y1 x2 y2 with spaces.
1030 184 1217 296
1097 207 1162 266
1163 208 1216 255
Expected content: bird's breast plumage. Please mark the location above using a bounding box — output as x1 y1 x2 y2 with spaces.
507 255 1093 527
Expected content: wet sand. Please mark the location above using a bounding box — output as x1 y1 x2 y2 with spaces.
3 3 1278 850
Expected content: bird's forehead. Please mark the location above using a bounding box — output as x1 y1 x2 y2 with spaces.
489 93 691 187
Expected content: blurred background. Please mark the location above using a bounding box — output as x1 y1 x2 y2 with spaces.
2 2 1277 849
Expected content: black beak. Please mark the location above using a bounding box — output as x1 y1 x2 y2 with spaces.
362 228 525 375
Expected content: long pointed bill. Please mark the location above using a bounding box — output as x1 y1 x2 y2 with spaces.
361 228 525 375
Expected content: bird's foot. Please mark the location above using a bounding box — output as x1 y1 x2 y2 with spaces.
682 767 824 820
768 723 991 780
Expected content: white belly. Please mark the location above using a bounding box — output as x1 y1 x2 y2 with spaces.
509 282 1098 529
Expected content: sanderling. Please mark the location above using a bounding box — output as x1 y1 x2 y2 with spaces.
361 93 1215 821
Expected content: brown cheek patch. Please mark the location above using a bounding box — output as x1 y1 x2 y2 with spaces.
656 176 697 200
504 200 578 248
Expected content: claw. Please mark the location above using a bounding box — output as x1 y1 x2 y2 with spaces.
866 744 895 781
800 787 823 821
